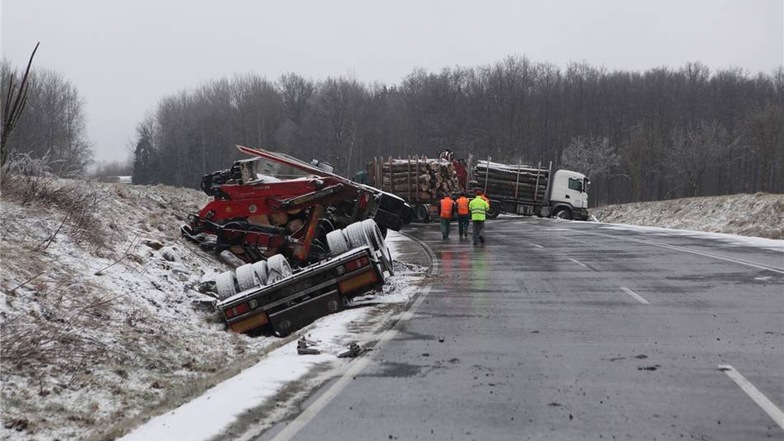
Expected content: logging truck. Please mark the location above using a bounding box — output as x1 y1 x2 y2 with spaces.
471 160 590 221
364 153 590 221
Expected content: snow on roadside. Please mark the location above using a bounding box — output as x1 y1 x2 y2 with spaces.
591 193 784 240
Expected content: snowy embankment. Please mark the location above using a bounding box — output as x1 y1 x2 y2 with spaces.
1 178 780 441
591 193 784 240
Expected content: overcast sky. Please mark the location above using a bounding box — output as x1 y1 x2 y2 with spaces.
2 0 783 164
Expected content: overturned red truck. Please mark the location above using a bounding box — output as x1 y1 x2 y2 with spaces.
182 145 413 336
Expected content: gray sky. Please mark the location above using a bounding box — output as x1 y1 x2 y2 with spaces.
2 0 783 164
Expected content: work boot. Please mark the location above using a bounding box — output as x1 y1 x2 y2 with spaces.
479 235 484 243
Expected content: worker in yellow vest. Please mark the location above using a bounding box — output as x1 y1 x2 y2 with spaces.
455 192 470 239
439 193 456 239
468 190 490 245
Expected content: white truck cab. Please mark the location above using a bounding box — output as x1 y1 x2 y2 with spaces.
542 169 590 220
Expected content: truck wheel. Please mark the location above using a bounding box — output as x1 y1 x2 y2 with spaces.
251 260 268 285
415 204 430 223
235 264 259 291
360 219 394 276
486 203 501 219
266 254 293 284
343 223 371 249
327 230 350 256
215 271 238 300
554 207 573 220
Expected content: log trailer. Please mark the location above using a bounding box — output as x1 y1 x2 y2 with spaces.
471 159 590 221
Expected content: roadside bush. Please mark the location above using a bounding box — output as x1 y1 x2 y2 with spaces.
1 152 107 248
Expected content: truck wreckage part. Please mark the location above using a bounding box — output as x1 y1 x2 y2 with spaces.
265 254 293 284
215 271 238 300
343 220 394 277
251 260 269 285
235 263 259 291
326 230 350 256
218 246 384 336
183 147 413 267
360 218 393 276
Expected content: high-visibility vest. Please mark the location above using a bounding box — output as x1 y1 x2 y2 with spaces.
440 197 454 218
456 197 470 215
469 196 489 221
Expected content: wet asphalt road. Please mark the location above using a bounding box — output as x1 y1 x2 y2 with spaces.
260 217 784 441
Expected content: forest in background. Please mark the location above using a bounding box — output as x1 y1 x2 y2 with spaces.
3 55 783 206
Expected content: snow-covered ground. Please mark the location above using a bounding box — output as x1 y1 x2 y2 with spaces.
1 178 781 441
591 193 784 240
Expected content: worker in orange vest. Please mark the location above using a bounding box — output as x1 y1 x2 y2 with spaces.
439 193 456 239
455 191 471 239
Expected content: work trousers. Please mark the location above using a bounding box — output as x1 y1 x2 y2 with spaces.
440 218 452 239
457 214 470 238
472 220 485 244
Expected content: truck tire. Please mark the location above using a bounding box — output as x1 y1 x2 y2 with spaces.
327 230 350 256
235 264 258 291
486 202 501 219
343 222 371 249
415 204 430 223
266 254 292 284
251 260 268 285
360 219 394 276
215 271 238 300
554 207 573 220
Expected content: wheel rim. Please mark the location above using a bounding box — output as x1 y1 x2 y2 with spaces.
251 261 268 285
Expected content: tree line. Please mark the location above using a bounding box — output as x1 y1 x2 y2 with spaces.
133 56 783 206
3 53 781 206
1 57 93 177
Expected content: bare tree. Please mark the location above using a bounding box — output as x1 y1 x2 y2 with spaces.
3 61 93 176
664 120 735 197
562 136 619 178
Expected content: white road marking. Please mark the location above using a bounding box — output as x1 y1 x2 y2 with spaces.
569 258 588 268
718 364 784 430
269 235 438 441
529 243 544 249
620 287 650 304
586 229 784 274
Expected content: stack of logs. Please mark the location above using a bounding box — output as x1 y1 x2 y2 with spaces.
373 157 462 201
472 161 550 203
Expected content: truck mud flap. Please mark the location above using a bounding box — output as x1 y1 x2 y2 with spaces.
267 289 344 337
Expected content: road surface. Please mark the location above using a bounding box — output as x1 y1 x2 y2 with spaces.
258 217 784 440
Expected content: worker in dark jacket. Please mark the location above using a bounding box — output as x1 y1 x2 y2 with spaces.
439 193 455 239
469 190 490 245
455 192 470 239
